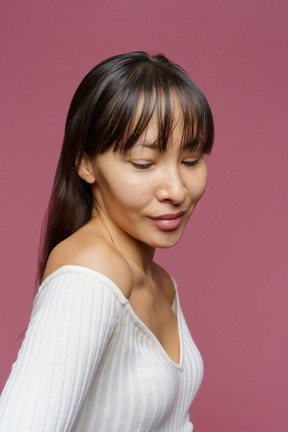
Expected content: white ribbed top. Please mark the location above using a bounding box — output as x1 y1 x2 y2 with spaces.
0 266 203 431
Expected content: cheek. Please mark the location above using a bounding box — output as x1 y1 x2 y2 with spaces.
102 174 150 209
191 166 208 202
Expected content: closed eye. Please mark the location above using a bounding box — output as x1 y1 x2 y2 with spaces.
182 159 199 167
131 162 152 170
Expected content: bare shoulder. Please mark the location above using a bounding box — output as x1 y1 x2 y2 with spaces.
152 262 176 305
43 234 133 299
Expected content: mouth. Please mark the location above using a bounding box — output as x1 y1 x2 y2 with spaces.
149 211 186 230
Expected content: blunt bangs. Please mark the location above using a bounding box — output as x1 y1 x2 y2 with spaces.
111 83 215 155
76 52 214 159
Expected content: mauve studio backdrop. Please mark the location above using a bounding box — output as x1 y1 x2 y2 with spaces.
0 0 287 430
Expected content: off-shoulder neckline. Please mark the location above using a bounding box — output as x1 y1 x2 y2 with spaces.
36 265 183 368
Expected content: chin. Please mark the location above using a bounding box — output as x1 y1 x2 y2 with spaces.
159 240 182 249
150 233 184 249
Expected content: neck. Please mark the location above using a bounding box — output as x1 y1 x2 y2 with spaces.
90 209 156 276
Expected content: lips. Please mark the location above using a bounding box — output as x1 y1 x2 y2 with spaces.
150 211 186 230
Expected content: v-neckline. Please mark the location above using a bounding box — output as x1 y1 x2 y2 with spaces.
38 265 184 369
122 277 183 368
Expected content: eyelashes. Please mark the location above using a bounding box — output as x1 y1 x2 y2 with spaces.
131 159 199 170
181 159 199 167
131 162 152 170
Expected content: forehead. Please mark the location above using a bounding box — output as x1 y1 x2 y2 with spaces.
132 91 185 142
135 89 181 120
133 117 185 151
111 83 212 156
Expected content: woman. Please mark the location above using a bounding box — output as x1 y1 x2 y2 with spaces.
0 51 214 431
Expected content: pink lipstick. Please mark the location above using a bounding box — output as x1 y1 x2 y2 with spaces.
150 211 185 230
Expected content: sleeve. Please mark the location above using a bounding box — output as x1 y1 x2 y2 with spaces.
0 270 118 431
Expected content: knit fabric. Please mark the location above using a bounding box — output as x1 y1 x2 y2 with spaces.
0 266 203 431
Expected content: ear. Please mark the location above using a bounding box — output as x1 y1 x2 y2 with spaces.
77 152 96 184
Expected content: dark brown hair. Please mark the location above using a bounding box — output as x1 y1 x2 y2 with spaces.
38 51 214 283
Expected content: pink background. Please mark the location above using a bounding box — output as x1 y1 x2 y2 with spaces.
0 0 287 430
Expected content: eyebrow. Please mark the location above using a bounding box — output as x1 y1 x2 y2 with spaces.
133 139 202 154
182 140 201 151
134 140 160 150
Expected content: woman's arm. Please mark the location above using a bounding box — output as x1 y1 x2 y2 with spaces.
0 268 118 431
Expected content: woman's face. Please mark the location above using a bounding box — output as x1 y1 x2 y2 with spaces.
89 106 208 250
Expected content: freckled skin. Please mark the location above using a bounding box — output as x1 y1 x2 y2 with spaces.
46 103 208 363
89 110 208 252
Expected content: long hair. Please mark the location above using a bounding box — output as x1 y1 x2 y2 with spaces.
37 51 214 284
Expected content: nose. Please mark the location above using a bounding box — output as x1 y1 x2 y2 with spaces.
156 166 187 204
